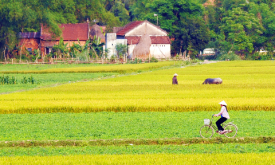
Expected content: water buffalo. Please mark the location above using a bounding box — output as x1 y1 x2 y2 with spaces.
203 78 222 84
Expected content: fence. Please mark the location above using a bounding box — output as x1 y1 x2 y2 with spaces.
0 56 190 65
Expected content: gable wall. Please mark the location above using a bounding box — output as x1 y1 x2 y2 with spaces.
125 22 167 36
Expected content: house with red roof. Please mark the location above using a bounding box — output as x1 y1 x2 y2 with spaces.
106 20 171 59
40 23 89 55
19 23 91 57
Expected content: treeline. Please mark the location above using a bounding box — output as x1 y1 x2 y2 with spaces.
1 0 275 60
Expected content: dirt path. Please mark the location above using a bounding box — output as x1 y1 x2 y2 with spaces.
1 137 273 148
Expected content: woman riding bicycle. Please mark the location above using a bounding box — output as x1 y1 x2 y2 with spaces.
214 101 230 134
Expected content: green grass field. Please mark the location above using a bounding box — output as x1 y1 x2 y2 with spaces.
0 143 274 156
0 73 117 93
0 111 274 141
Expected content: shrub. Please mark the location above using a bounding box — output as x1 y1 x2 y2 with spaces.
145 57 158 63
129 58 143 64
217 53 241 61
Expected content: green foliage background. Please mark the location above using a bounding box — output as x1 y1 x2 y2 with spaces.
1 0 275 59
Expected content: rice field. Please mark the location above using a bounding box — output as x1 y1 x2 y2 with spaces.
0 61 274 163
0 153 274 165
1 61 275 113
0 61 177 74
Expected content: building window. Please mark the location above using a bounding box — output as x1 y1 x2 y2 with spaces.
27 48 32 54
46 47 52 54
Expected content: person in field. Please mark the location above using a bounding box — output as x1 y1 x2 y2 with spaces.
172 73 178 85
214 101 230 134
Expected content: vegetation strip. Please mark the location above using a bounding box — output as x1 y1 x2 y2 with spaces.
0 153 274 164
0 61 179 74
0 143 274 157
0 137 274 148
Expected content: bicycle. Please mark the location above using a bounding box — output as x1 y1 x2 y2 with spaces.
200 115 238 138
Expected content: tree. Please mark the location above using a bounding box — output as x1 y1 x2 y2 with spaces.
248 2 275 53
219 7 264 54
115 43 127 58
89 36 105 58
52 38 69 58
141 0 209 56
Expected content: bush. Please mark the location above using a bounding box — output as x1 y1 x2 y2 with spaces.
145 57 158 63
217 53 241 61
249 52 273 60
129 58 143 64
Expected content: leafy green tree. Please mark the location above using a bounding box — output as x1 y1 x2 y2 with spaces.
52 38 69 58
89 36 105 58
248 2 275 53
141 0 209 56
219 7 264 54
115 43 127 58
129 0 153 21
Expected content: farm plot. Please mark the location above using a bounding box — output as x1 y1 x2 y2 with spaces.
0 153 274 165
0 61 274 162
0 143 274 156
0 73 117 93
0 61 177 74
0 111 273 141
0 61 275 113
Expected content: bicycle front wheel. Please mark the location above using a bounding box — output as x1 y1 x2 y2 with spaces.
200 125 214 138
223 124 238 138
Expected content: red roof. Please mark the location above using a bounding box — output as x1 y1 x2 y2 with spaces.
125 36 171 45
41 23 89 41
116 21 144 36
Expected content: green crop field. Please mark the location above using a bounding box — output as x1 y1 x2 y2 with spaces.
0 111 274 141
0 143 274 156
0 73 117 93
0 61 274 163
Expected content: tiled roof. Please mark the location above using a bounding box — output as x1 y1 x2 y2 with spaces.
116 21 144 36
19 32 41 39
41 23 89 41
125 36 171 45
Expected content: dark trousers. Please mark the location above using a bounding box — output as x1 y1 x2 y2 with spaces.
216 117 227 131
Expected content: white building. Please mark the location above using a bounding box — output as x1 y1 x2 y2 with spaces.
105 20 171 59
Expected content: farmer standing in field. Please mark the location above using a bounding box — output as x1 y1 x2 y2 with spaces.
214 101 230 134
172 73 178 85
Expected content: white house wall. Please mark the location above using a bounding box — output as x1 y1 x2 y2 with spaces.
126 22 167 36
150 44 170 58
106 33 128 58
106 33 117 58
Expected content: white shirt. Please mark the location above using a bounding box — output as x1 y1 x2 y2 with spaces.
217 106 230 119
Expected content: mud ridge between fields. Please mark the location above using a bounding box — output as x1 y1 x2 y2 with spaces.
0 137 274 148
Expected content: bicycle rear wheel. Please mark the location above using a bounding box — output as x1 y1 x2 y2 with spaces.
223 124 238 138
200 125 214 138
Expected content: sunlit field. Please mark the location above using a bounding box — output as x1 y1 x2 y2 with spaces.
0 61 274 163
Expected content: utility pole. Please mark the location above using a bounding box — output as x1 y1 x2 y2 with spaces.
154 14 158 26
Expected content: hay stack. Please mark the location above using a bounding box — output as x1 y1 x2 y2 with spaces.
90 24 105 43
133 33 151 59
